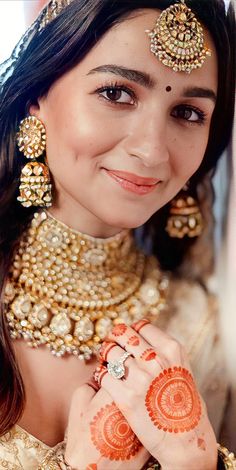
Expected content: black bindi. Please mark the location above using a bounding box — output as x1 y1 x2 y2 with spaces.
166 86 172 92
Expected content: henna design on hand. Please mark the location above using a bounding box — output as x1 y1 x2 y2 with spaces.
99 341 117 362
145 366 201 433
111 324 127 336
140 348 157 361
197 438 206 451
127 335 140 346
90 402 142 460
131 319 150 333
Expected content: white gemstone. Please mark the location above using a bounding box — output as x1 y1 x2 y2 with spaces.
29 304 49 328
139 282 160 306
12 295 32 319
95 317 112 339
50 312 71 337
74 317 94 341
107 361 125 379
84 248 107 266
43 228 63 248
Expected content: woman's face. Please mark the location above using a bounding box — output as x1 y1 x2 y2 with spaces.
32 9 218 236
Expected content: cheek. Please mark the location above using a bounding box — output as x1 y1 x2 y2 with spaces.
44 101 125 164
170 130 209 179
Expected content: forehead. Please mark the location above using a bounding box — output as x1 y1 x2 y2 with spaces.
81 8 218 93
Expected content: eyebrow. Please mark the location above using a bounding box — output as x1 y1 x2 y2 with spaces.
87 64 217 103
182 86 217 103
87 64 156 88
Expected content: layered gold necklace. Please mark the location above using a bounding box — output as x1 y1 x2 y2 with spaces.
4 211 168 359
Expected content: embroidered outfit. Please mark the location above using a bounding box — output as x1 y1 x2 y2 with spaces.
0 212 230 469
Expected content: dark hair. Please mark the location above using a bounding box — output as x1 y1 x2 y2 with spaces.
0 0 235 435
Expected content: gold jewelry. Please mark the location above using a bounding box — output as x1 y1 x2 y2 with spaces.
4 211 168 360
107 351 132 380
16 116 52 208
38 442 73 470
166 189 203 238
39 0 74 31
217 444 236 469
146 0 211 74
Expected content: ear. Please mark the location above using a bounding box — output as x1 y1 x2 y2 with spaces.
29 102 40 118
28 96 46 121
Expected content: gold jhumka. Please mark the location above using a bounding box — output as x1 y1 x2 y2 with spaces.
4 211 168 359
146 0 211 73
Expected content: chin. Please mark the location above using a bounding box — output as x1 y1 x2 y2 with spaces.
101 211 153 231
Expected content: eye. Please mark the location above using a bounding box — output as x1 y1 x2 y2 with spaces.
171 105 206 124
96 85 135 105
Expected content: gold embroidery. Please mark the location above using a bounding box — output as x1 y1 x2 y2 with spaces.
0 426 56 469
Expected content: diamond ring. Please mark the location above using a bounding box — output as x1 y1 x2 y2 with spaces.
107 351 132 379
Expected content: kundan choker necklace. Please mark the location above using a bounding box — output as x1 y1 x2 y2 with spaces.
4 211 168 359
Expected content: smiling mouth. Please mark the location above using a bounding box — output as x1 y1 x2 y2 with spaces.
104 169 161 195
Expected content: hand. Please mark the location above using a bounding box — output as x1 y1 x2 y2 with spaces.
96 320 217 470
64 379 150 469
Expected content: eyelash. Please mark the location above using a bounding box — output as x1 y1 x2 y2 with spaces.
95 81 207 125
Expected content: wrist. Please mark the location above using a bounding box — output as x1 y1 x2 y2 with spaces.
142 444 236 470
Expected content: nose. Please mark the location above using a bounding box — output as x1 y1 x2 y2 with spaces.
124 109 169 168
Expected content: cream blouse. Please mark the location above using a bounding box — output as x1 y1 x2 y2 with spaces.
0 279 229 469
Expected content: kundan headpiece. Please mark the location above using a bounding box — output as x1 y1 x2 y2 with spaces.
146 0 211 73
0 0 212 88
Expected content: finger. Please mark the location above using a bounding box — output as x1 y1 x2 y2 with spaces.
70 383 96 416
104 344 149 384
107 323 167 372
86 377 101 392
132 320 189 367
93 364 108 387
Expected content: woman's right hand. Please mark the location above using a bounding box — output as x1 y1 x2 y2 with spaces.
64 381 150 470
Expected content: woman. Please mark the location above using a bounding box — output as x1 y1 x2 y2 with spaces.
0 0 235 468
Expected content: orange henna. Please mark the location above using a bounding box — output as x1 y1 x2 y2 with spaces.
90 402 142 460
111 324 127 336
99 341 117 362
140 348 157 361
198 438 206 451
86 465 97 470
93 364 108 386
131 319 150 333
127 335 140 346
145 366 201 433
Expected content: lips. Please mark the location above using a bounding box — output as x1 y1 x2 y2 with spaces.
104 168 161 196
105 170 160 186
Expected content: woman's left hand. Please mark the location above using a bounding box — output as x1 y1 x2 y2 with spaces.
95 320 217 470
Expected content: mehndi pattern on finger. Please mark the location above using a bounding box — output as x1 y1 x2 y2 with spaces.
140 348 157 361
145 366 201 433
90 402 142 460
111 323 127 336
127 335 140 346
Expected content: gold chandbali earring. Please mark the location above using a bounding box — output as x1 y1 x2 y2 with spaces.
166 186 203 238
16 116 52 208
146 0 211 74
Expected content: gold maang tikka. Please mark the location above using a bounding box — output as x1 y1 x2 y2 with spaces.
16 116 52 208
146 0 211 73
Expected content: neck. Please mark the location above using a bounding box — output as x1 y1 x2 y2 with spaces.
49 197 124 239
